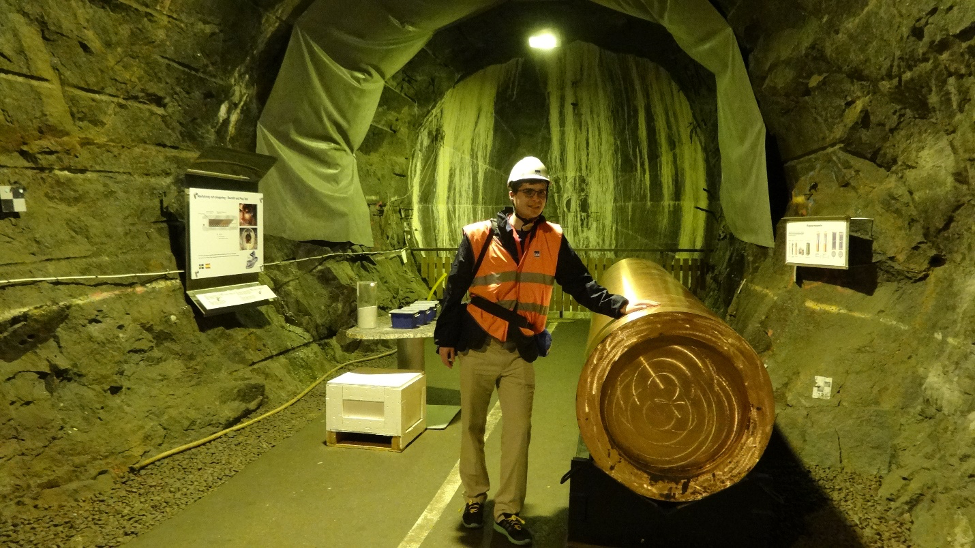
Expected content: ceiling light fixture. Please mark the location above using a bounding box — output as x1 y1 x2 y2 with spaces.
528 31 559 50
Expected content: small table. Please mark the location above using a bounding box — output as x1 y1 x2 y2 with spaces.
347 314 434 370
346 315 459 429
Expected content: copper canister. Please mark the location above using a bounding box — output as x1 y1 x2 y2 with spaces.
577 258 774 501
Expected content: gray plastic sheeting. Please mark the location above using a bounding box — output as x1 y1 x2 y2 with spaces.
256 0 773 248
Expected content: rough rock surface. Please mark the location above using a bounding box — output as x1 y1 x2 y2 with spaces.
708 0 975 546
0 0 432 527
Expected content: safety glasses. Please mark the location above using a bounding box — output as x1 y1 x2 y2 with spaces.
518 188 548 200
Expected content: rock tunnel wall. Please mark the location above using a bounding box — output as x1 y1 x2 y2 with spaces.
0 0 440 515
705 0 974 546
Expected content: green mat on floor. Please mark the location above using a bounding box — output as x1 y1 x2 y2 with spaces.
426 404 460 430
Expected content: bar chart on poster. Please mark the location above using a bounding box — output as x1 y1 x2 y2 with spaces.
784 217 850 269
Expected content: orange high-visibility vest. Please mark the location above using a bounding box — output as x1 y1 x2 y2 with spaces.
464 219 563 342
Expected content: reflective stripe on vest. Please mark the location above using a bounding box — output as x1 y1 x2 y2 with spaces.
464 219 562 342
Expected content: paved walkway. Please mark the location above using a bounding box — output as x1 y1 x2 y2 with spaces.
128 320 590 548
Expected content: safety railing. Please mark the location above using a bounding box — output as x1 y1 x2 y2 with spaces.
412 248 708 316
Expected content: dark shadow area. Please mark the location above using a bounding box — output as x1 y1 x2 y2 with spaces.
766 132 791 231
563 427 863 547
323 431 391 446
251 0 319 110
439 1 691 82
233 306 273 329
159 194 192 312
164 218 187 281
453 523 486 547
253 24 293 110
795 262 878 295
794 234 876 294
520 508 570 548
848 234 875 265
0 305 69 362
566 457 776 547
752 426 863 547
193 308 271 332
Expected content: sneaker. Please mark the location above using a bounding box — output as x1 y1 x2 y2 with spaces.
461 501 483 528
494 513 532 545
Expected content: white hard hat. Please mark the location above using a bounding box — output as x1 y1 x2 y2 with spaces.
507 156 550 185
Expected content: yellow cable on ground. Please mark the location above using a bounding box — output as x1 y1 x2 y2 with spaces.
426 273 447 301
131 349 397 471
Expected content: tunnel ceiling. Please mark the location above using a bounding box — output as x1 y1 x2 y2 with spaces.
257 0 771 246
424 0 700 83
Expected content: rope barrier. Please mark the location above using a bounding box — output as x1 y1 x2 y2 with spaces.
0 248 408 286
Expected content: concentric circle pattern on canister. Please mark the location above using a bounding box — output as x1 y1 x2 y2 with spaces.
577 258 774 501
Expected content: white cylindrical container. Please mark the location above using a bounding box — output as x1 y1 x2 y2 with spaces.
357 306 378 329
357 281 378 329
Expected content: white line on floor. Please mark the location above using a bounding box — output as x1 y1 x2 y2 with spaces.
398 401 503 548
398 322 562 548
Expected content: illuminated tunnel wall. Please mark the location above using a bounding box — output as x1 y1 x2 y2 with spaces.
409 41 719 251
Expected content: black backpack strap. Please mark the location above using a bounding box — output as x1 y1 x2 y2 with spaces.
471 220 495 277
470 295 533 330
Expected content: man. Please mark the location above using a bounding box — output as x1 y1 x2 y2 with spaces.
434 156 657 545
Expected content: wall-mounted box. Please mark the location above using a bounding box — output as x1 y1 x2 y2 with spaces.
782 216 874 269
326 368 426 451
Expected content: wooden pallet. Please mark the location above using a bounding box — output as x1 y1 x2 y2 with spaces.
326 430 409 452
325 417 425 452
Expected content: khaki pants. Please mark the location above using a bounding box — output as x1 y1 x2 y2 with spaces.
459 337 535 521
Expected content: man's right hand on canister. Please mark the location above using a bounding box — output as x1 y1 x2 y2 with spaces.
439 346 456 368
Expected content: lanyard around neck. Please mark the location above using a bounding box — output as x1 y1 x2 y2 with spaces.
509 219 535 265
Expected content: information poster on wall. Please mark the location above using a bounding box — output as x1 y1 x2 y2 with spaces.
188 188 263 280
785 218 849 269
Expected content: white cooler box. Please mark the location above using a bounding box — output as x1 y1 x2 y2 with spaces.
325 367 426 451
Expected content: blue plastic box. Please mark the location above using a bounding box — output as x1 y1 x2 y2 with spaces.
403 304 431 325
390 309 420 329
411 301 438 324
415 306 434 324
401 306 423 325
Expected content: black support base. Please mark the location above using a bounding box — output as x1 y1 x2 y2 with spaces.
566 456 777 547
